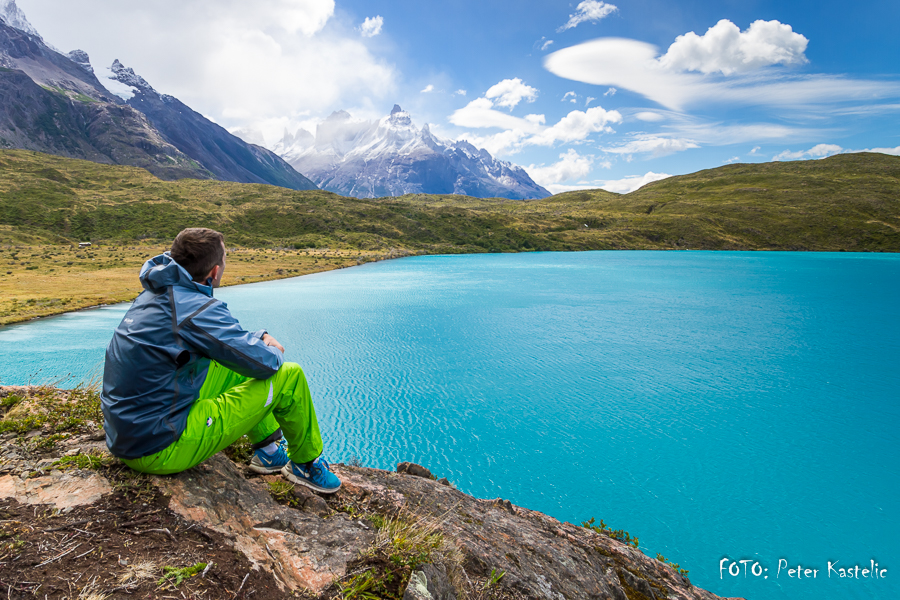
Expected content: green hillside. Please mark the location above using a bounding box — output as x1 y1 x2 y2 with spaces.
1 149 898 252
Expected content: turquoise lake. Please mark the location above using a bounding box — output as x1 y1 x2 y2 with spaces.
1 250 897 600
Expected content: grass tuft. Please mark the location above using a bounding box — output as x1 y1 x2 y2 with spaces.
157 562 207 587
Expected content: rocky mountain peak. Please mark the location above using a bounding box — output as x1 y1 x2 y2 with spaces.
66 49 93 74
326 109 352 122
0 0 41 39
109 59 155 93
276 105 550 199
387 104 412 127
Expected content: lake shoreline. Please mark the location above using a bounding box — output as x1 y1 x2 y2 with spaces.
3 245 894 328
0 245 421 327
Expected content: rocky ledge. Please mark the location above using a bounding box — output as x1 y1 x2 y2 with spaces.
0 385 745 599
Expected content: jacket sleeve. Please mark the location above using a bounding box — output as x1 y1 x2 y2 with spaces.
178 300 283 380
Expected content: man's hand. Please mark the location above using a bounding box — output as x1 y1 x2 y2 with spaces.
262 333 285 353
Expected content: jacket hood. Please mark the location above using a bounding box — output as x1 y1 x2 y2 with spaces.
139 252 213 296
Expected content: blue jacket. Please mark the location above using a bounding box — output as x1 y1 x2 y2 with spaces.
101 252 283 459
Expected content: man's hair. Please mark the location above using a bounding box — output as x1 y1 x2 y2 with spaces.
170 228 225 282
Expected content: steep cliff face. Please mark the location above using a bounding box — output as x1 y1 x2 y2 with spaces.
0 385 744 600
0 21 213 180
106 60 318 191
0 4 317 190
0 61 211 180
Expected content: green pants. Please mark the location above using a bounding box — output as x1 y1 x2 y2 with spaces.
123 361 324 475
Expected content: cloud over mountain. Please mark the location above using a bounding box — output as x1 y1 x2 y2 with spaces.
275 105 549 199
16 0 395 143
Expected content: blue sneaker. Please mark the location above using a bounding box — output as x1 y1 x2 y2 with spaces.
248 438 289 474
282 456 341 494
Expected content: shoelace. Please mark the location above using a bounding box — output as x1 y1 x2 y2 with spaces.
308 457 330 480
260 439 288 463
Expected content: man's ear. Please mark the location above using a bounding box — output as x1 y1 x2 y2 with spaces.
204 264 220 284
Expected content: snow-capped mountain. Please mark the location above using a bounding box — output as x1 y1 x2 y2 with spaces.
276 105 550 199
0 0 316 190
103 59 316 190
0 0 41 40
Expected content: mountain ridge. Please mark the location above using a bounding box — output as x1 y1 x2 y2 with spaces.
277 104 550 200
104 59 317 191
0 2 316 190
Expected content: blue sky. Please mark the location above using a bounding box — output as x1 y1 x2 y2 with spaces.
18 0 900 193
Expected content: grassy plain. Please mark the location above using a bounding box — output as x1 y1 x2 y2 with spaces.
1 149 898 324
0 243 402 325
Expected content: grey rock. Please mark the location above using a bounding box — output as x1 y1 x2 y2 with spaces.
157 454 374 594
291 484 331 517
437 477 450 486
397 461 433 479
337 465 741 600
66 49 93 74
404 569 433 600
404 563 456 600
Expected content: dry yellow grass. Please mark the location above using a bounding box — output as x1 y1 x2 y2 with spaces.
0 243 404 325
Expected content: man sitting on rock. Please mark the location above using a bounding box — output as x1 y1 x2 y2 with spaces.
100 227 340 494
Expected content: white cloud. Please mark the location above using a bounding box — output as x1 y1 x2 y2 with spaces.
604 136 699 157
457 130 529 157
773 143 843 161
527 149 599 188
228 126 267 147
454 108 620 154
658 19 808 75
558 1 618 32
604 87 617 96
670 122 816 146
858 146 900 156
585 96 595 107
562 91 577 103
600 172 672 194
421 84 435 93
544 35 900 111
449 98 545 133
454 89 467 96
359 15 383 37
635 111 664 122
723 156 740 164
541 39 554 51
750 146 762 154
18 0 395 139
485 78 538 109
531 106 622 145
452 82 621 155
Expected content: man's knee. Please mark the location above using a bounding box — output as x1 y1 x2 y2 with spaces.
275 362 308 388
277 361 304 376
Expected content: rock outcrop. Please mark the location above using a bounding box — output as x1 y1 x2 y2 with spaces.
0 385 745 599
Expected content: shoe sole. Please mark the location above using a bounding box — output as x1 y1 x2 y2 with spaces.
248 462 287 475
281 464 341 495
